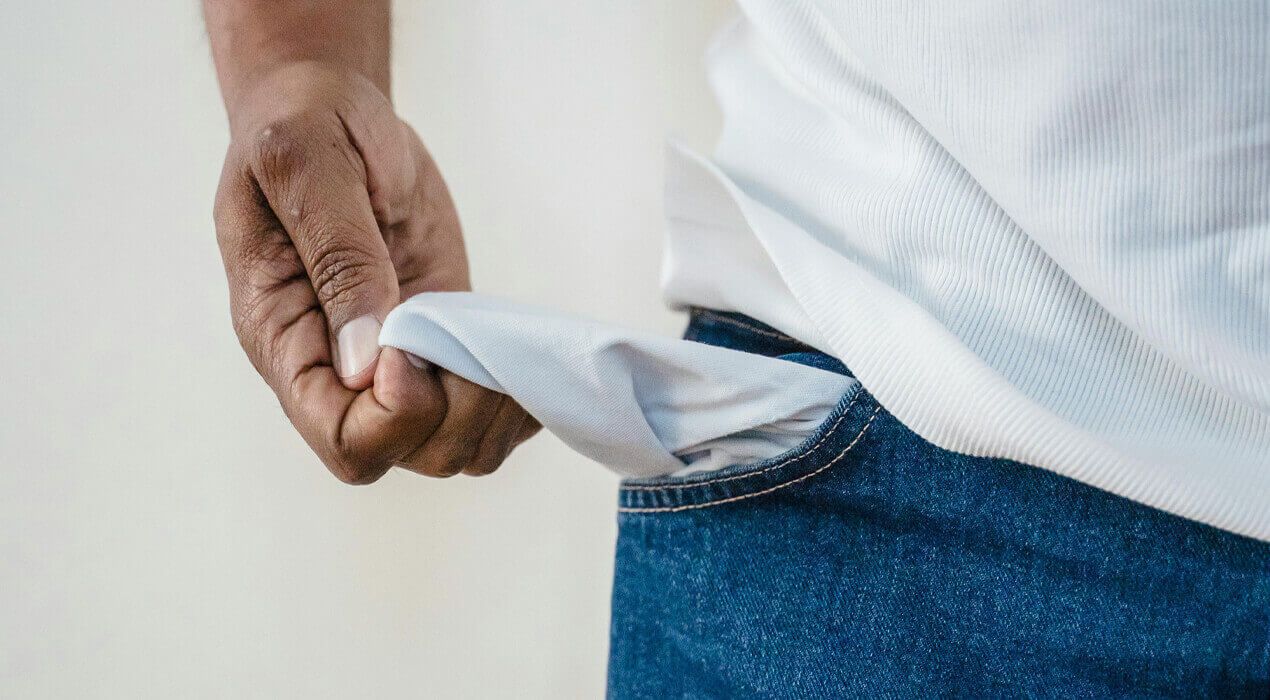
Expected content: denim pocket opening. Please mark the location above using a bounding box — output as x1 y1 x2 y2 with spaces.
618 382 882 513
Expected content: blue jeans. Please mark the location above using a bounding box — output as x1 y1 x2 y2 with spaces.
607 309 1270 699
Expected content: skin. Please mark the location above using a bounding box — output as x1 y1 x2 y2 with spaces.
204 0 538 483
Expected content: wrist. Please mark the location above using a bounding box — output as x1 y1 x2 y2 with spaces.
224 61 389 138
204 0 391 124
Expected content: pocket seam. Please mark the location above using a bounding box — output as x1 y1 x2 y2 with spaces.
618 406 881 514
622 391 865 491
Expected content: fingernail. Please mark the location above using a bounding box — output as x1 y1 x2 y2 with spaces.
336 315 383 378
404 352 429 369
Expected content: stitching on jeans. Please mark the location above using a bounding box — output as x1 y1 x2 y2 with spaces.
694 310 797 342
619 407 882 513
622 393 862 491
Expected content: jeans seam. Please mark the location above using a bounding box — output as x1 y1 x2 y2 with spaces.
622 392 863 491
618 406 881 513
693 309 797 342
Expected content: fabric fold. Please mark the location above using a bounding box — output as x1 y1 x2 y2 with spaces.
379 292 857 478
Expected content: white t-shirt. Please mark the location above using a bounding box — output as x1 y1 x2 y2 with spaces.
383 0 1269 542
661 1 1270 540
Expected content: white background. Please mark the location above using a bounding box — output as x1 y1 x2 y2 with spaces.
0 1 731 696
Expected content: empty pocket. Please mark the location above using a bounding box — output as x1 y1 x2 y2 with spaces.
380 292 858 479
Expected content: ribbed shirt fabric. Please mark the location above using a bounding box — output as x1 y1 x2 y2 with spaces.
662 1 1270 540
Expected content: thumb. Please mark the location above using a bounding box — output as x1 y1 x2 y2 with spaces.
249 116 400 390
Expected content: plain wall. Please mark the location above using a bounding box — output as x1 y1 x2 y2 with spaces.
0 2 732 696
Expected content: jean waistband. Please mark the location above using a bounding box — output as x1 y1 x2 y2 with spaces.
684 308 854 379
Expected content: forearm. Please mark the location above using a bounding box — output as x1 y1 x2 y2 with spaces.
203 0 391 121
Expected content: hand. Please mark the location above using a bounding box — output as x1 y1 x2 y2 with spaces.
212 61 538 484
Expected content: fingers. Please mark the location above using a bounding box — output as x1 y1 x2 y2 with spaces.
338 91 418 228
387 124 470 299
213 158 323 394
395 372 535 479
245 116 399 389
513 414 543 448
461 396 532 476
288 347 447 484
214 148 446 485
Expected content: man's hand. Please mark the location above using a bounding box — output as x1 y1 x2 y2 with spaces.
213 61 537 484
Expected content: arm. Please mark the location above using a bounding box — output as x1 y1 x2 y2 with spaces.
204 0 392 121
204 0 537 483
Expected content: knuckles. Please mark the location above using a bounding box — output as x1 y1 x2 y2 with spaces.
324 446 390 486
395 443 474 480
249 118 314 179
421 439 475 479
328 463 385 486
432 455 468 478
304 232 380 314
463 460 502 478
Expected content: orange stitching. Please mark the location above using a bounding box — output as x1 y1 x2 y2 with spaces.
694 310 797 342
619 407 882 514
622 392 862 491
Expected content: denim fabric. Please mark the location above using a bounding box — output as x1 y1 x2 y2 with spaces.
607 309 1270 699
